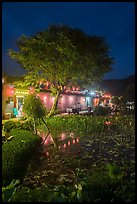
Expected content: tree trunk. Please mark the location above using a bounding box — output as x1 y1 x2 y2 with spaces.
33 117 37 135
41 117 50 133
48 91 61 117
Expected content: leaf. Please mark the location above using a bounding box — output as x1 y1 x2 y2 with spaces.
7 136 14 141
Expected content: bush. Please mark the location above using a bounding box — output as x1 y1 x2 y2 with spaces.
3 121 16 133
3 120 34 133
93 106 111 116
2 129 41 186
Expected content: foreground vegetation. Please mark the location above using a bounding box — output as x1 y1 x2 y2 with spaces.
2 115 135 202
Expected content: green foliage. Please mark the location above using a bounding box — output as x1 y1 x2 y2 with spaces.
2 179 20 202
3 121 16 133
2 129 41 186
3 120 34 133
3 115 135 202
23 94 47 118
106 163 123 180
9 25 113 115
93 105 111 116
11 166 131 202
111 95 126 112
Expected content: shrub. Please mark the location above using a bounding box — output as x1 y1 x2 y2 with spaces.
93 106 111 116
3 120 34 133
3 121 16 133
2 129 41 186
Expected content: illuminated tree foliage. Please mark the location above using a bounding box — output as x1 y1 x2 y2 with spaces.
23 94 48 134
9 25 113 117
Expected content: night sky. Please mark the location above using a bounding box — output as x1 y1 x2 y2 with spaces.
2 2 135 79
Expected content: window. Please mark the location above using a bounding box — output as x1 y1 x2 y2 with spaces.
8 97 14 103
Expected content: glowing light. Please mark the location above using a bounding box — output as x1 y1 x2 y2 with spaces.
103 95 111 98
76 138 79 142
63 144 67 148
44 135 53 145
68 141 71 146
105 121 111 125
72 87 75 91
46 81 49 87
90 91 95 95
72 139 75 144
43 96 47 102
70 97 73 101
52 97 55 101
15 90 28 95
60 133 66 140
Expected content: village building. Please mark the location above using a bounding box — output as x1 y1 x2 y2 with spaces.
2 75 112 119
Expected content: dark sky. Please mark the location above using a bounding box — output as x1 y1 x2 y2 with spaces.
2 2 135 79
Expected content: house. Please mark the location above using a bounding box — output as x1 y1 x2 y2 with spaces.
2 75 112 118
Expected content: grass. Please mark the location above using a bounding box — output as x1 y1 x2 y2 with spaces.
2 115 135 202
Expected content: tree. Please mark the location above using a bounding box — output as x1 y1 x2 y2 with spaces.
23 94 48 134
9 24 113 117
111 96 125 114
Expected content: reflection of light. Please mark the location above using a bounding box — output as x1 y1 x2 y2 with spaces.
45 151 49 157
90 91 95 95
59 146 61 149
44 135 53 145
68 141 71 146
72 139 75 144
52 97 55 101
63 144 66 148
105 121 111 125
60 133 66 140
76 138 79 142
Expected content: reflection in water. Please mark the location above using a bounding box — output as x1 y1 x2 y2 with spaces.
63 143 67 148
60 132 66 140
73 139 75 144
68 141 71 146
41 132 80 157
43 134 54 145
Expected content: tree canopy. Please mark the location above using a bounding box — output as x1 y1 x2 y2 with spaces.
9 25 113 87
9 24 113 116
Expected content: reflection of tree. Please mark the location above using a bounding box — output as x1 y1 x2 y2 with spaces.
42 133 56 147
